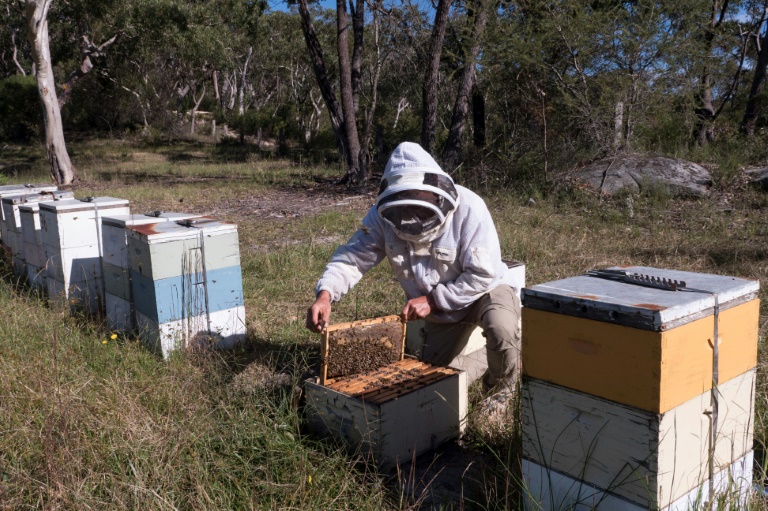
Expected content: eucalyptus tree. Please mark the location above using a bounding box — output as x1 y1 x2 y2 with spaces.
22 0 75 185
442 0 490 170
1 0 31 77
421 0 452 154
297 0 372 183
740 0 768 135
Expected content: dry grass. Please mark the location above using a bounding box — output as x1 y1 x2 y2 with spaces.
1 139 767 509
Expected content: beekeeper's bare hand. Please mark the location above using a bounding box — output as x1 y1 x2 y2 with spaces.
306 290 332 332
402 295 433 321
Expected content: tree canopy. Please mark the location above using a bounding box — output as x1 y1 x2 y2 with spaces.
2 0 768 184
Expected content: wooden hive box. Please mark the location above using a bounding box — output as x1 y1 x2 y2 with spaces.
522 370 755 510
101 212 200 331
125 218 245 356
2 191 73 276
0 184 58 232
521 266 759 510
304 316 467 469
39 197 130 313
522 266 759 414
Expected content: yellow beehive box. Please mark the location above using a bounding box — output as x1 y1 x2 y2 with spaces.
522 266 759 413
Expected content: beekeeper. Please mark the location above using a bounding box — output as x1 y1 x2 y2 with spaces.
306 141 521 394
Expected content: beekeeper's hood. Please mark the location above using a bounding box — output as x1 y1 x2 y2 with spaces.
376 142 459 243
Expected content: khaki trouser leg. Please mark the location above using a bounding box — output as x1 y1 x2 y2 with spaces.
420 285 521 391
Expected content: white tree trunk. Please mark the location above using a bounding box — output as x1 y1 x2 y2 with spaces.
238 47 252 116
190 83 206 135
613 101 624 150
25 0 75 185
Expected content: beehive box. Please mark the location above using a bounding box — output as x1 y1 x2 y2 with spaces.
125 217 245 356
305 316 467 469
522 370 755 509
4 191 73 277
101 212 200 331
0 184 58 230
523 451 753 511
522 266 759 413
521 266 759 510
39 197 130 313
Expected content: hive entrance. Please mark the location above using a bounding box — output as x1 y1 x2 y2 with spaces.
321 315 406 384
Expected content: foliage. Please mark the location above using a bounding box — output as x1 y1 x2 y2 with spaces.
2 0 768 181
0 75 41 142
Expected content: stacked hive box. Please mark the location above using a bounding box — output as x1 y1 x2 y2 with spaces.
521 266 759 511
101 212 200 331
40 197 131 314
0 184 59 220
0 184 58 245
4 192 73 279
126 217 245 357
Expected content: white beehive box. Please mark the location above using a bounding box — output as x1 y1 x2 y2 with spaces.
522 370 755 510
0 184 58 228
101 212 200 331
20 203 45 290
40 197 130 250
39 197 130 312
523 452 753 511
3 192 73 277
305 316 467 469
125 217 245 356
305 360 467 469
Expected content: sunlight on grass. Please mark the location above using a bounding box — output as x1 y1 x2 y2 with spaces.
1 139 768 509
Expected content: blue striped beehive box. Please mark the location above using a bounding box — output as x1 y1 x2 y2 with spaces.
101 212 201 331
126 217 245 357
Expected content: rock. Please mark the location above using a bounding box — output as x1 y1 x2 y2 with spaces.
574 154 712 197
527 197 536 206
746 167 768 190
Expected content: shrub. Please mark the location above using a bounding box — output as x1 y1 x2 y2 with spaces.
0 75 41 142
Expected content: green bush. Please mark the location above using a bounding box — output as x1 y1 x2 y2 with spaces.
0 75 41 142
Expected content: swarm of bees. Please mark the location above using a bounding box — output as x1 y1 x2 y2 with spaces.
325 321 404 379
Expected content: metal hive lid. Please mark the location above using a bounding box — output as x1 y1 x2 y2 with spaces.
125 216 236 243
0 184 58 196
38 196 130 213
101 212 200 228
1 191 73 205
522 266 759 331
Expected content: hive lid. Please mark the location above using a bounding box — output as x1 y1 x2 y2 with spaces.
522 266 759 331
102 212 200 228
0 184 58 196
125 216 236 243
1 191 73 205
39 197 130 213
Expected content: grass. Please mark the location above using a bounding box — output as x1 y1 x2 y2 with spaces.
1 138 768 509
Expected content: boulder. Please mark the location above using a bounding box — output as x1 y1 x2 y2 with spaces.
574 154 712 197
746 167 768 190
